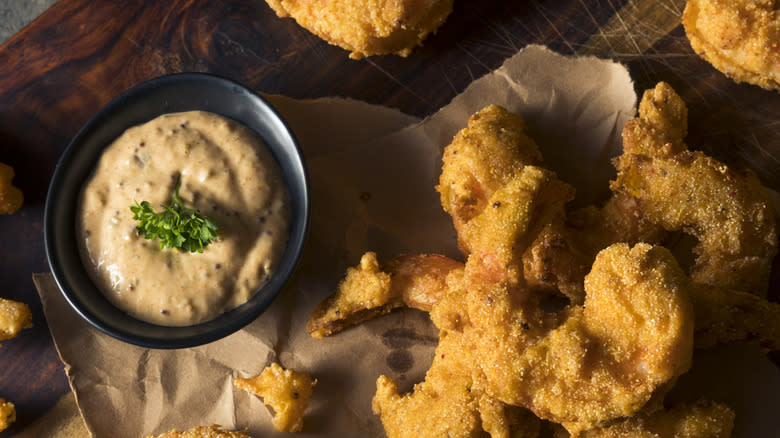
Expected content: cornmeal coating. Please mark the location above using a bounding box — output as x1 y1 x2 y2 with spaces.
372 271 541 438
437 105 546 258
265 0 453 59
0 399 15 432
469 243 694 435
683 0 780 91
0 298 33 345
146 425 250 438
306 252 461 338
0 162 23 214
612 83 778 296
556 399 735 438
234 363 316 433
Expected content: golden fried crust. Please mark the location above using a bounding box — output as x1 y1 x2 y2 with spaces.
306 252 463 338
372 332 484 438
562 400 735 438
683 0 780 91
265 0 453 59
613 82 778 295
621 82 688 157
472 243 694 435
522 220 588 305
234 363 316 433
456 166 575 285
0 163 23 214
146 425 250 438
613 151 778 294
0 399 15 432
306 252 395 338
0 298 33 344
437 105 546 255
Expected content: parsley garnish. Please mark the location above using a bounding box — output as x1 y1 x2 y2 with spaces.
130 175 219 253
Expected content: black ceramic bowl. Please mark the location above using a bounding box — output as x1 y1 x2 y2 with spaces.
44 73 309 349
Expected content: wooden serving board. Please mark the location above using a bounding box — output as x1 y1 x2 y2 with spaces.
0 0 778 434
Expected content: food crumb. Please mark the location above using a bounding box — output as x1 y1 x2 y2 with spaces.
0 298 32 345
234 363 316 433
0 399 14 432
0 162 23 214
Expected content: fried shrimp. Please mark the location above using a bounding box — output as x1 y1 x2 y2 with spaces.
234 363 316 433
683 0 780 91
264 0 453 59
554 399 735 438
437 105 546 255
469 243 694 435
309 101 773 437
612 83 778 295
306 252 462 338
372 267 541 438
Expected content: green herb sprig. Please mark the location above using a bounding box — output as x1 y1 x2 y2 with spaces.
130 175 219 253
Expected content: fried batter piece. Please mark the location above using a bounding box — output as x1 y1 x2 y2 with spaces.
307 252 462 338
555 399 734 438
234 363 316 433
0 399 15 432
265 0 453 59
0 298 33 345
0 162 23 214
683 0 780 91
612 82 778 295
469 243 694 435
146 425 250 438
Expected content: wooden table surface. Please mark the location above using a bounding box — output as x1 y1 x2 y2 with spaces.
0 0 778 434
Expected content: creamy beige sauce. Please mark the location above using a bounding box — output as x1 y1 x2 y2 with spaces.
77 111 290 326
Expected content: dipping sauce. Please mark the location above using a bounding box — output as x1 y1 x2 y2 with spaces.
77 111 290 326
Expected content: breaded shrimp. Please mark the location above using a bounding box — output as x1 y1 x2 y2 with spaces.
372 273 541 438
683 0 780 91
469 243 695 435
612 82 778 295
306 252 463 338
437 105 546 256
265 0 453 59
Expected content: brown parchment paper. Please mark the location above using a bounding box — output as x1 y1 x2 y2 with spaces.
34 45 779 437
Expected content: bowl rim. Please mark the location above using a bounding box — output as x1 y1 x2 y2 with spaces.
44 72 310 349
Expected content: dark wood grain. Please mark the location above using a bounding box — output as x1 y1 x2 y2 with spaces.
0 0 778 434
